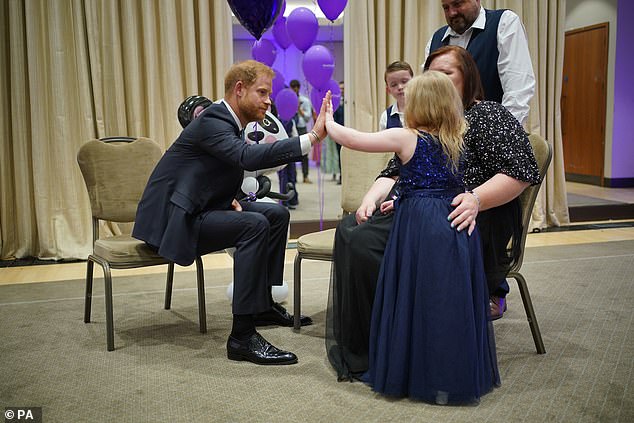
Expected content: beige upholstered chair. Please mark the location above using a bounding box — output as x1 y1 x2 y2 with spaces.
293 147 393 329
77 137 207 351
505 133 552 354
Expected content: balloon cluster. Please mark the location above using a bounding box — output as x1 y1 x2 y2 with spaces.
229 0 347 119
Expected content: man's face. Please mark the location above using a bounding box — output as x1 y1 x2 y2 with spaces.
428 52 464 100
441 0 480 35
385 70 412 103
290 85 300 96
339 82 344 98
237 74 272 123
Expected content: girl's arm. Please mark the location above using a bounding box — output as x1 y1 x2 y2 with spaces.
356 177 397 223
326 121 412 156
325 100 414 158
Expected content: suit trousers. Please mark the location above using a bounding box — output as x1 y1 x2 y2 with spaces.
196 201 290 315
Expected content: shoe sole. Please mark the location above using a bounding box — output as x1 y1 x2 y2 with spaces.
227 351 298 365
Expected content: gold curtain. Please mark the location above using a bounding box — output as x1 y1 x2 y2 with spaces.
345 0 569 230
0 0 233 260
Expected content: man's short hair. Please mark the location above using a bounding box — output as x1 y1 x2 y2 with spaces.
384 61 414 83
289 79 300 89
224 60 275 96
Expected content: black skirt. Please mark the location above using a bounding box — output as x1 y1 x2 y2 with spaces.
325 212 394 381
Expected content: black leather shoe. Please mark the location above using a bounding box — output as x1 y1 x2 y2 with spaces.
253 302 313 327
227 332 298 365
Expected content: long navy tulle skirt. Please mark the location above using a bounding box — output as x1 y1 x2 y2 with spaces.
362 190 500 405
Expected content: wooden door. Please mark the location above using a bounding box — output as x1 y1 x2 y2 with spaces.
561 23 608 185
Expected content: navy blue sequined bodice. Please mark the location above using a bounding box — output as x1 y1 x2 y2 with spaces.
398 132 464 196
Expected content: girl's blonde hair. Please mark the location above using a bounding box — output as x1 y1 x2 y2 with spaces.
404 71 467 171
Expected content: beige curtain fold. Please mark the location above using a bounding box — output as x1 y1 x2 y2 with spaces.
484 0 569 229
0 0 232 260
345 0 569 229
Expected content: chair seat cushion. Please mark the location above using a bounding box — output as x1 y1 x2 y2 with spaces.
94 235 166 263
297 228 336 256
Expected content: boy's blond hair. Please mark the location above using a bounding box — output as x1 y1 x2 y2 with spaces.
404 71 467 171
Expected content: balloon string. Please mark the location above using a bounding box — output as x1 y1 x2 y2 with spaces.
318 151 324 231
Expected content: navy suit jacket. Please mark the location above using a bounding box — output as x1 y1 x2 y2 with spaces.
132 102 303 266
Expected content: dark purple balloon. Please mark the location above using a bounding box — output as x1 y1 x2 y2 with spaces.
271 68 285 99
286 7 318 52
251 39 277 66
302 45 335 90
317 0 348 21
272 17 292 50
275 88 299 121
228 0 284 40
310 79 341 112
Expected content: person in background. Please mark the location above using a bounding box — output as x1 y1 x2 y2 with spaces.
333 80 345 185
290 79 314 184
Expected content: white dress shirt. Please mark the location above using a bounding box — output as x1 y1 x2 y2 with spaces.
423 7 535 125
378 103 406 131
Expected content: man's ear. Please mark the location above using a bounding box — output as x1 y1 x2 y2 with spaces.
235 80 245 98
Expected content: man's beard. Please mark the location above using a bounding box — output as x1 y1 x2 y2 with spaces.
449 16 469 34
240 100 266 123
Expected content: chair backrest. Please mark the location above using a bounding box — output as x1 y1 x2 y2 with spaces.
340 147 393 214
510 133 553 272
77 137 162 223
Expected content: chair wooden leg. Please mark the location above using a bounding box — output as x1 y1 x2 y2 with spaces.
511 272 546 354
84 259 94 323
293 253 302 330
195 257 207 334
102 262 115 351
164 262 175 310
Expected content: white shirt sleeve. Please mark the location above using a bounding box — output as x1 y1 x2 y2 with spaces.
379 109 388 131
421 38 433 71
497 10 535 126
290 120 299 137
299 134 311 155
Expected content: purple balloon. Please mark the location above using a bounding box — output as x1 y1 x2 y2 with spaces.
271 68 285 99
286 7 318 52
310 79 341 112
302 45 335 90
228 0 284 40
251 39 277 66
317 0 348 21
272 17 292 50
275 88 299 121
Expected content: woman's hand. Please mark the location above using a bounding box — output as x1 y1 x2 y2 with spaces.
379 200 395 215
355 200 376 224
448 192 478 235
231 199 242 212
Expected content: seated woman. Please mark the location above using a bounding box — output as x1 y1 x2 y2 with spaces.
326 45 541 383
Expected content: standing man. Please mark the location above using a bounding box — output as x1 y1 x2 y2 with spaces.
289 79 313 184
425 0 534 126
133 60 329 365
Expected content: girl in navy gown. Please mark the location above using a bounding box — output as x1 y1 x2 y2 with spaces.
325 71 499 404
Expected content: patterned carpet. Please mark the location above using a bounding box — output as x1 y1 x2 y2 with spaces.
1 240 633 422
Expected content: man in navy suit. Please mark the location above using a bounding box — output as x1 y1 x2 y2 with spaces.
133 60 329 365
